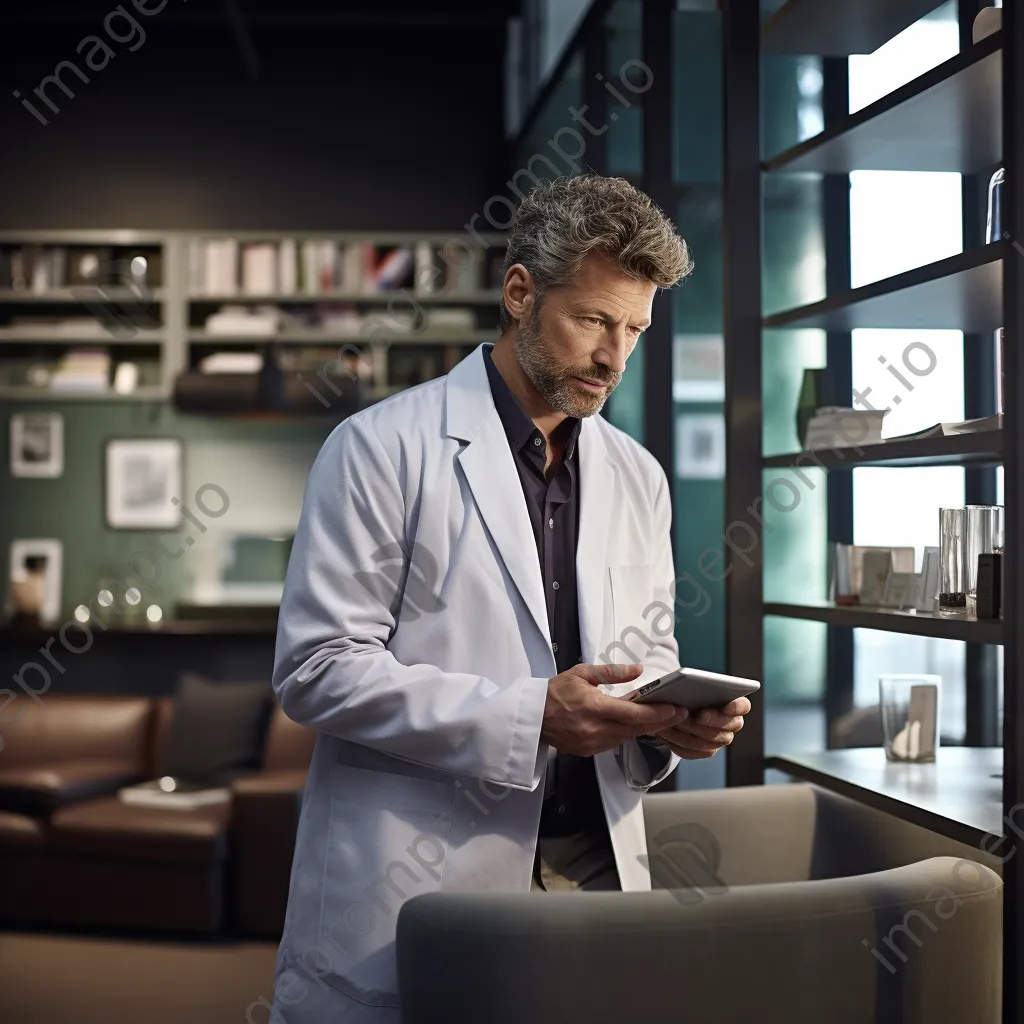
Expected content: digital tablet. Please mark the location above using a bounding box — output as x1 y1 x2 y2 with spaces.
625 667 760 709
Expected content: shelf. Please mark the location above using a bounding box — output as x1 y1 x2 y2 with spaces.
766 747 1003 848
0 329 164 344
189 290 502 305
764 35 1001 172
0 288 165 303
0 386 167 402
763 431 1003 469
763 244 1003 332
762 0 951 57
188 330 493 345
765 600 1003 643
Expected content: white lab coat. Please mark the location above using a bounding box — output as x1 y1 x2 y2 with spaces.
268 342 681 1022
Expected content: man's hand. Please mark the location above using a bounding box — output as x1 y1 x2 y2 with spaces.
650 696 751 760
540 662 689 757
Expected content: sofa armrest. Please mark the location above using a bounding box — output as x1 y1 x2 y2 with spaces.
642 782 817 886
0 760 141 815
229 769 307 937
397 857 1002 1024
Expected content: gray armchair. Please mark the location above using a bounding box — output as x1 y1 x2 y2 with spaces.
396 783 1003 1024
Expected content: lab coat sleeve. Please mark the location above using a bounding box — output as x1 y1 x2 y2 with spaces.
272 417 549 792
618 461 681 790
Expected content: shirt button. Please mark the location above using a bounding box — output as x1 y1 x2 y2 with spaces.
552 581 559 590
557 804 566 814
533 437 542 446
548 518 554 529
552 642 559 653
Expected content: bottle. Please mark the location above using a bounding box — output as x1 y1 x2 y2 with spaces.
986 167 1004 245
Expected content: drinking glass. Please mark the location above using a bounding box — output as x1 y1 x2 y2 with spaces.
879 674 941 763
938 508 967 618
965 505 1004 617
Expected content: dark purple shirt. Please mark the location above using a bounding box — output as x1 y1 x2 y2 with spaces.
482 344 607 836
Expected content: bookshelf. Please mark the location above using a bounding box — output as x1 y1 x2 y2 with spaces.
0 229 506 407
723 1 1023 1018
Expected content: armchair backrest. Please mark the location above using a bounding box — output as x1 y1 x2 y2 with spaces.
0 694 152 770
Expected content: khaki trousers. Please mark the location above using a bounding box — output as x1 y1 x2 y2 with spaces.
530 830 621 892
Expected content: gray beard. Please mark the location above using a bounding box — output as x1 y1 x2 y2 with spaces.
512 307 616 419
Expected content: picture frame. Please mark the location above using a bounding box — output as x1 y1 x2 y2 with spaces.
675 413 726 480
859 550 894 605
880 571 916 610
10 412 63 478
104 438 183 530
8 539 63 625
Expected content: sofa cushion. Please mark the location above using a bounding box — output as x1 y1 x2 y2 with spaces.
0 759 140 815
48 795 229 866
0 696 152 770
158 673 272 786
0 810 45 851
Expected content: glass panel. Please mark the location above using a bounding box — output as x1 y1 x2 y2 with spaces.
539 0 592 86
673 4 722 185
514 51 584 180
848 1 960 114
604 0 643 179
604 334 644 444
849 3 967 743
761 62 827 719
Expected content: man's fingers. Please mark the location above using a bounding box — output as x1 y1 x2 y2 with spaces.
687 712 746 733
594 692 684 728
660 723 736 747
693 698 751 725
664 734 725 757
585 662 644 688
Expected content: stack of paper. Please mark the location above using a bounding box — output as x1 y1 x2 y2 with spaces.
49 348 110 392
803 406 887 450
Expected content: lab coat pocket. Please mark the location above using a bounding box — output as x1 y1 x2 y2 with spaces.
319 764 456 1005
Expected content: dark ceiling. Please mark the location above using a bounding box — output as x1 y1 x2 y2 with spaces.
0 0 523 80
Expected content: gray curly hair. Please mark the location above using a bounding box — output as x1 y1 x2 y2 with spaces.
497 174 694 332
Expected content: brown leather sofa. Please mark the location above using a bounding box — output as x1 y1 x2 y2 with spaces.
0 693 314 936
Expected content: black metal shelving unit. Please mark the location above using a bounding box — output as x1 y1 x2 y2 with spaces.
723 1 1023 1019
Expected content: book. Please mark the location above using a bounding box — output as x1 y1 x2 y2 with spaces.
119 778 231 810
278 239 298 295
884 414 1003 442
241 243 277 296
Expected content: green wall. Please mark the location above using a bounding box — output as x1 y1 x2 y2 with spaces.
2 399 333 622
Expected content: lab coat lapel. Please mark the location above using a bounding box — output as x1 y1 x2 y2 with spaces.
447 346 552 651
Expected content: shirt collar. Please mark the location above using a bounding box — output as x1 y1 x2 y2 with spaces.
483 343 581 459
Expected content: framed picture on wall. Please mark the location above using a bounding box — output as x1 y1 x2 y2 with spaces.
104 438 183 530
8 539 63 625
10 412 64 478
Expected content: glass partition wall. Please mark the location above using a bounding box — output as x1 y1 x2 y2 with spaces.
509 0 730 790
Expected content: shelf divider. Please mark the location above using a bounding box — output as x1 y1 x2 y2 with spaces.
766 747 1003 848
762 0 955 57
763 243 1003 332
765 599 1003 644
763 430 1003 470
764 34 1002 173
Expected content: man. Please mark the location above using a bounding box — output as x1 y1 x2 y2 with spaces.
269 175 751 1022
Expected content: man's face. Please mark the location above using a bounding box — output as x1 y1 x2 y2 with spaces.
514 252 657 419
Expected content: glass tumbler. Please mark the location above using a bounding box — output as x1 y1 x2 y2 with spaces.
938 508 967 618
965 505 1004 617
879 674 941 763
